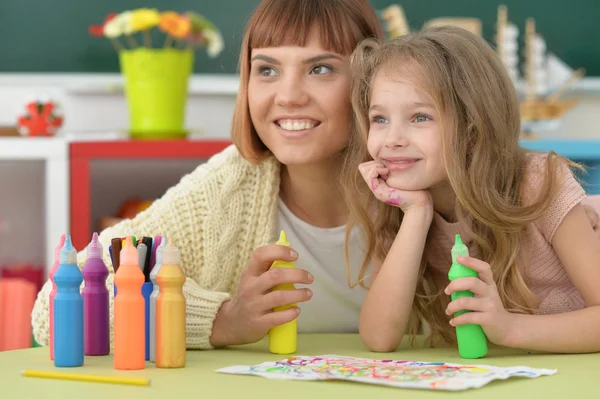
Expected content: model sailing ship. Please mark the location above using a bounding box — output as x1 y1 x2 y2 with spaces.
496 6 585 136
381 4 584 137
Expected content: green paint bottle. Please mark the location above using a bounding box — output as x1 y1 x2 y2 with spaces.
448 234 488 359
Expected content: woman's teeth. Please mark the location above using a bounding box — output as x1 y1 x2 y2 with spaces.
277 119 318 131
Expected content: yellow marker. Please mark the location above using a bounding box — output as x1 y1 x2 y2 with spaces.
21 369 150 386
268 230 297 355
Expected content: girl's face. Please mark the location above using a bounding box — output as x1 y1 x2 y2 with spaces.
248 28 352 166
366 64 448 192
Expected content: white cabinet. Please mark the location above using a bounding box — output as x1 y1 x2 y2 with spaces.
0 137 68 277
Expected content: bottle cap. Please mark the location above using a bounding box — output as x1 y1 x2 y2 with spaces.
87 232 103 259
156 234 169 263
276 230 290 247
119 236 138 267
155 235 168 265
162 236 181 265
451 234 469 264
150 236 167 281
59 235 77 264
54 234 66 261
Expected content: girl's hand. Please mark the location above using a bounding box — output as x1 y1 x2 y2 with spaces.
358 160 432 214
444 256 516 346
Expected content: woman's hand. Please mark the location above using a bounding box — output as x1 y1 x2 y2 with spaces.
209 244 313 347
444 256 516 346
358 160 432 214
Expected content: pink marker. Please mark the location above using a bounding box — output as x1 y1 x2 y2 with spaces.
49 234 66 360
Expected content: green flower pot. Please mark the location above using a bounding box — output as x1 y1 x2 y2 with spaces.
119 48 193 139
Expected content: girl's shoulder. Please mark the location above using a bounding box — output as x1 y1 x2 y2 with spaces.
520 152 583 201
521 152 586 241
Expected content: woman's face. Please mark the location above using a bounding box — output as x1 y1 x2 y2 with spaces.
248 28 352 166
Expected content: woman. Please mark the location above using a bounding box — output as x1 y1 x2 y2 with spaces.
31 0 385 350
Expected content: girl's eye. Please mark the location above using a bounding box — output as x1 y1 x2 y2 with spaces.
259 66 277 76
310 65 332 75
371 115 388 124
414 113 431 123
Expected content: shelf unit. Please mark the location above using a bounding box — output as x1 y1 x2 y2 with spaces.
69 139 231 250
0 137 69 275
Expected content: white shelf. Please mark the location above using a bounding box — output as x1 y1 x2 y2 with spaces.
0 73 240 96
0 136 68 159
0 136 69 276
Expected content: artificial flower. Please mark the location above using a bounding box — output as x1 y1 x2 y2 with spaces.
185 11 217 33
103 11 134 38
131 8 160 31
203 29 224 58
159 11 191 39
183 11 224 57
185 31 204 45
89 12 116 37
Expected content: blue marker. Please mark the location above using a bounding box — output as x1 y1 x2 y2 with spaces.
53 235 84 367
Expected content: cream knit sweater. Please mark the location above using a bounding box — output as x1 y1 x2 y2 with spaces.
31 145 281 350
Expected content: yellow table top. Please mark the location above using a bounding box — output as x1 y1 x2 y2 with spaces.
0 334 596 398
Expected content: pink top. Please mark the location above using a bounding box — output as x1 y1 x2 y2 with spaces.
425 153 587 314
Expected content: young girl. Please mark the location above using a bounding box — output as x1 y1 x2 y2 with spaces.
342 26 600 354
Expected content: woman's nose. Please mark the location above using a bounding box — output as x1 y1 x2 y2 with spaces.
275 75 309 108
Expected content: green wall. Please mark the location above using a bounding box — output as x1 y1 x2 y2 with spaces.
1 1 596 75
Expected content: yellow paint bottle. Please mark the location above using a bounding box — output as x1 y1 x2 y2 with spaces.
268 230 297 355
155 237 186 368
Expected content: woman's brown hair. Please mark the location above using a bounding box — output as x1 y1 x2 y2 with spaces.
231 0 384 164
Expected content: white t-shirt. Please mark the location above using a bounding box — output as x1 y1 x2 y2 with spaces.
276 198 370 333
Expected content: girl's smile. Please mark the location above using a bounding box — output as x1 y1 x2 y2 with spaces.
381 156 422 172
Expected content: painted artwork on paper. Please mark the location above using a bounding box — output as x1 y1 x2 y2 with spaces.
216 355 556 391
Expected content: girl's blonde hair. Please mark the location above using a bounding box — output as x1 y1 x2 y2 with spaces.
231 0 384 165
342 26 581 344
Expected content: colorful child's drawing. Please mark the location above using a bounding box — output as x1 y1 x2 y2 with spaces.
216 354 556 391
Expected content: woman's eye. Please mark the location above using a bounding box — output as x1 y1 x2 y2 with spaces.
310 65 332 75
259 66 277 76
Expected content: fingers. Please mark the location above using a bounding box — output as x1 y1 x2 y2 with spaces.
454 256 494 285
244 244 299 276
449 311 486 327
260 306 301 329
445 277 489 297
358 161 411 209
358 161 388 191
262 288 313 310
445 296 486 316
255 267 314 294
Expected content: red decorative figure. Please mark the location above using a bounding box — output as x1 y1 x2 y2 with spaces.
17 100 64 137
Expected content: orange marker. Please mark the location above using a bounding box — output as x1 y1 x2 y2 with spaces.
113 236 145 370
155 237 186 368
